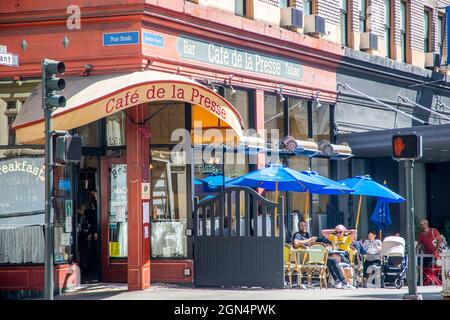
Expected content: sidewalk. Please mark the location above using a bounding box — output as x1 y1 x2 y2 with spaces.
55 283 445 300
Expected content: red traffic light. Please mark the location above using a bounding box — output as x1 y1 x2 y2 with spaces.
392 133 422 160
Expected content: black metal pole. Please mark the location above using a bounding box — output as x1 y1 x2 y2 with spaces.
43 59 54 300
403 160 422 300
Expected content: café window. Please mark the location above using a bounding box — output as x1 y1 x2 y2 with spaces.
75 121 98 147
288 97 308 140
108 163 128 258
149 101 188 259
224 88 251 130
106 112 126 147
264 93 285 148
0 149 74 264
150 148 188 258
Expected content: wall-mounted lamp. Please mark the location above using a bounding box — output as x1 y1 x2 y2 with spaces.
205 79 218 93
81 64 92 76
277 84 285 103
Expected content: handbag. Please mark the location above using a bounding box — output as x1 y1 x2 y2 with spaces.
432 228 449 255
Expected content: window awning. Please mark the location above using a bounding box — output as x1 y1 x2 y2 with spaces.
13 71 245 144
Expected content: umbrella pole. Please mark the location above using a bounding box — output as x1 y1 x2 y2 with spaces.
355 195 363 229
304 191 309 231
379 230 382 240
275 181 279 237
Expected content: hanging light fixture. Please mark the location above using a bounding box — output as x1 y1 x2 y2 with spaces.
312 90 321 108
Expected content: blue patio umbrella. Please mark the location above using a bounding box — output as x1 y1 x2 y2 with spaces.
300 171 354 195
338 175 405 229
370 198 392 233
194 178 205 185
228 164 329 192
228 164 329 233
202 174 233 190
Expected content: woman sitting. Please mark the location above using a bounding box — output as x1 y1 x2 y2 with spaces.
362 231 382 277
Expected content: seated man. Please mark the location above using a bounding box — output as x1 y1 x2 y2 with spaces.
292 220 317 249
321 225 357 289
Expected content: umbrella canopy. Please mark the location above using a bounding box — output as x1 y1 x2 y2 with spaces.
338 175 405 203
370 198 392 231
194 178 206 185
202 174 233 189
300 171 354 194
228 164 328 191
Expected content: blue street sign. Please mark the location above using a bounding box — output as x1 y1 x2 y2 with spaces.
143 32 164 47
103 31 139 46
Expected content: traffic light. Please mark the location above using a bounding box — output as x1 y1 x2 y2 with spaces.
54 133 82 164
43 59 66 109
392 132 423 160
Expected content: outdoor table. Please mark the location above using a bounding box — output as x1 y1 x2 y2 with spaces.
416 253 436 286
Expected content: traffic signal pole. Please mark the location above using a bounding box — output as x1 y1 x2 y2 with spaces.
43 59 54 300
42 58 66 300
403 160 422 300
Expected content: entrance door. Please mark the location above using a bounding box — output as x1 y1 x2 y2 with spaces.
193 186 284 288
100 155 128 282
77 164 100 283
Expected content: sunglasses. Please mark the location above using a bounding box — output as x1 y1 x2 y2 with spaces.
336 231 344 234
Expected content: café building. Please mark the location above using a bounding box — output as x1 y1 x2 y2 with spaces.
0 1 343 294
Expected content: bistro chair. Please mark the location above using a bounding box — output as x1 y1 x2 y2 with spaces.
284 243 302 289
301 242 328 289
349 245 364 287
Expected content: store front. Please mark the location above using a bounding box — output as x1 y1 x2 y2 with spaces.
0 2 344 292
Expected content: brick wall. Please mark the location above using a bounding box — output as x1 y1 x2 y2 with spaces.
316 0 340 25
367 0 385 38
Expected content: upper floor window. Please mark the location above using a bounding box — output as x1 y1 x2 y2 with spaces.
384 0 392 58
424 9 431 52
359 0 367 33
279 0 289 8
340 0 348 46
400 1 407 62
438 14 444 57
235 0 246 17
303 0 313 16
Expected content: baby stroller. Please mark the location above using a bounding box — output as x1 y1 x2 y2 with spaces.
381 236 408 289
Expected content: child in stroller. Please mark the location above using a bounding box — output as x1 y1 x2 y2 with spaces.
381 236 408 289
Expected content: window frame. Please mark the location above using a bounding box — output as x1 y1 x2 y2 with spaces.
340 0 349 47
424 8 432 53
438 13 444 57
359 0 367 33
303 0 314 16
235 0 247 17
384 0 392 58
400 0 408 63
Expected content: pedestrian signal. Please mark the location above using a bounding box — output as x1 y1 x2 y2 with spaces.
392 133 422 160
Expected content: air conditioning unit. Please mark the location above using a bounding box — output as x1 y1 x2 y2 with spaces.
318 141 353 160
425 52 441 68
304 15 326 37
360 32 378 51
280 7 303 28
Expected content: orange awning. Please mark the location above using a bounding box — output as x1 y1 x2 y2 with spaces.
13 71 244 144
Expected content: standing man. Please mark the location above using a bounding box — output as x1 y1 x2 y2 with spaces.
417 219 443 267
